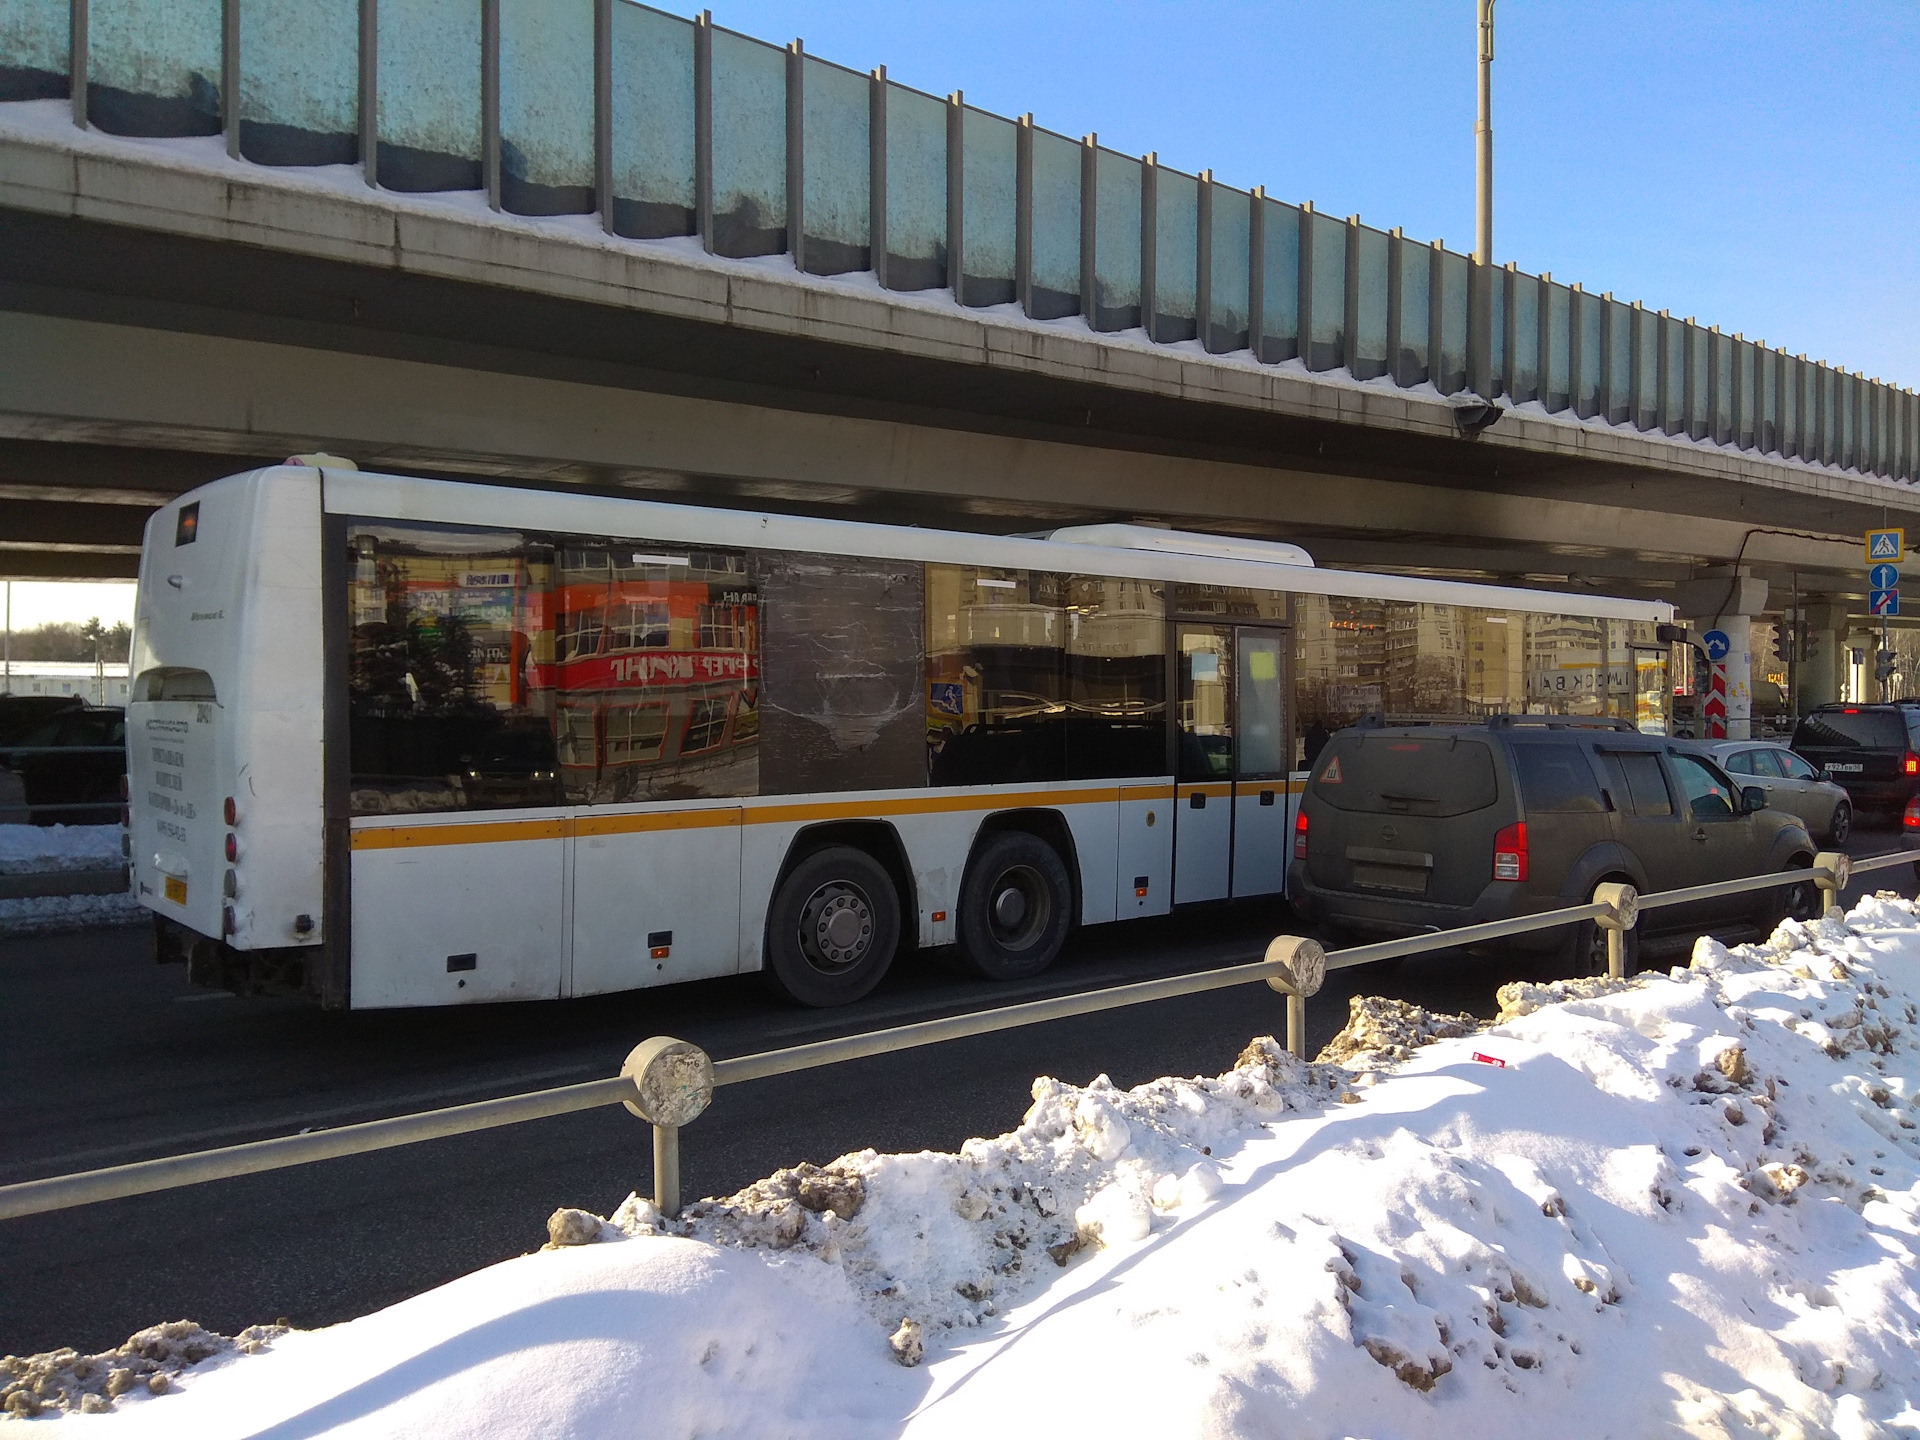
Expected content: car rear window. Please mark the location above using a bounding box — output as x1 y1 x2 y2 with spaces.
1794 711 1906 749
1512 743 1605 813
1311 734 1498 816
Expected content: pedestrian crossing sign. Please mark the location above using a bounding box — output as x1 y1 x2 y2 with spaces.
1867 528 1904 562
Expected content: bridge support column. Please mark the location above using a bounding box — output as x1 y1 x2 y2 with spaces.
1673 571 1768 740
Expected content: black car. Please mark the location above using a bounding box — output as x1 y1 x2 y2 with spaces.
1288 716 1817 971
5 705 126 825
1789 702 1920 819
0 694 86 746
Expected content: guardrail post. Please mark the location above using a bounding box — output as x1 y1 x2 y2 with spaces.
1263 936 1327 1059
1813 851 1853 919
1592 881 1639 980
621 1037 715 1217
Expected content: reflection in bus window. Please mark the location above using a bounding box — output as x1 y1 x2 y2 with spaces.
543 543 757 803
1291 600 1670 764
346 523 554 816
345 522 758 814
1065 576 1166 779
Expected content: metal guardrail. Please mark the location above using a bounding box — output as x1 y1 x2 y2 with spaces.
0 847 1911 1223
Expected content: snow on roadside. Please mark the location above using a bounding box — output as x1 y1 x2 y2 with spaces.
0 825 122 875
19 896 1920 1436
0 891 144 938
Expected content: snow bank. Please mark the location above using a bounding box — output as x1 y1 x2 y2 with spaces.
0 824 122 875
20 896 1920 1436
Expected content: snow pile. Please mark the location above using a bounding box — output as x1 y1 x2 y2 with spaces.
21 895 1920 1436
0 891 143 937
2 1323 283 1419
0 824 122 875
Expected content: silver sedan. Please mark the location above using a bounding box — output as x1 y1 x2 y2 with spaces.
1701 740 1852 843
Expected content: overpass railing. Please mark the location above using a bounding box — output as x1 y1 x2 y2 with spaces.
0 846 1903 1223
0 1 1913 478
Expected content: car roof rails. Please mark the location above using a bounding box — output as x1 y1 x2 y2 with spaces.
1351 713 1482 730
1485 714 1637 733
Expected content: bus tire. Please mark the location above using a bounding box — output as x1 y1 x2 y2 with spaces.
762 846 901 1007
956 831 1073 981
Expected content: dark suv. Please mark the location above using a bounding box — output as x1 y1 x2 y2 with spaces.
1288 717 1817 969
1789 702 1920 819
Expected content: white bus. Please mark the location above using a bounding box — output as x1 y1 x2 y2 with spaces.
128 464 1673 1009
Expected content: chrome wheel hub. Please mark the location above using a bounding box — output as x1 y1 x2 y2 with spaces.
799 882 874 974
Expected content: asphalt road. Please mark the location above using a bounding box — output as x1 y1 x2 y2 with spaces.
4 829 1913 1356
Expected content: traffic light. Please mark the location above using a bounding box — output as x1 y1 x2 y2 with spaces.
1877 650 1899 682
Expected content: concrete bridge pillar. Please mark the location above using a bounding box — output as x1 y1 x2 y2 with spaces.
1672 571 1768 739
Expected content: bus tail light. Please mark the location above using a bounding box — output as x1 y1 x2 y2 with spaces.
1293 808 1308 860
222 904 236 936
224 795 238 825
120 775 129 828
225 833 238 862
1494 822 1528 882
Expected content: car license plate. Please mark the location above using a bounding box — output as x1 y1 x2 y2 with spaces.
164 875 187 905
1826 763 1863 773
1352 863 1428 895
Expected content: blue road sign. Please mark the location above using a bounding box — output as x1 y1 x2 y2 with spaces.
1871 588 1900 617
1868 529 1905 562
1871 563 1901 590
1703 629 1731 662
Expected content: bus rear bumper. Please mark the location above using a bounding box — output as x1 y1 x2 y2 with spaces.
153 914 344 1005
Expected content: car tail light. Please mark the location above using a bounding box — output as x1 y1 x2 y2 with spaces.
224 795 238 825
1293 808 1308 860
1493 822 1528 882
225 833 238 862
1904 752 1918 777
1905 797 1920 830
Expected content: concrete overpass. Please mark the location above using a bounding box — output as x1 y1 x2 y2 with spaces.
2 2 1918 714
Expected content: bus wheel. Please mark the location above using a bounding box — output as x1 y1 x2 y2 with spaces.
763 846 901 1007
957 831 1072 981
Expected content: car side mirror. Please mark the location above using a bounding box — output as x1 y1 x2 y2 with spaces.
1740 785 1767 815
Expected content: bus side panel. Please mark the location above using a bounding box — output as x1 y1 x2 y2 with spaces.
231 472 326 948
1118 783 1175 918
889 808 986 948
570 808 744 995
1057 793 1119 927
349 829 565 1007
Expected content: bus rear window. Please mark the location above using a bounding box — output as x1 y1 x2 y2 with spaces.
1311 735 1497 816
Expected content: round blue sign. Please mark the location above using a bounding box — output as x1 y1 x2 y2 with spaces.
1871 563 1900 590
1703 629 1732 662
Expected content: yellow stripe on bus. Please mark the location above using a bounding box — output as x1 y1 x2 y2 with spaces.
575 809 742 838
350 785 1132 851
349 817 568 850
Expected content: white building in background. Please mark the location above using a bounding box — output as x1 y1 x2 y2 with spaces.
0 660 128 706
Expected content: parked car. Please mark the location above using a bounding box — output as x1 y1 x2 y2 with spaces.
1288 715 1818 973
1789 702 1920 820
3 705 126 825
0 693 86 746
1699 738 1852 843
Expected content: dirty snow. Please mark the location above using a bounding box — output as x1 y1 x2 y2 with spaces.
0 824 122 875
21 895 1920 1435
0 890 144 938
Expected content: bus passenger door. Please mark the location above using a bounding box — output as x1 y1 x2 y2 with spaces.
1231 627 1289 897
1175 625 1234 903
570 807 744 996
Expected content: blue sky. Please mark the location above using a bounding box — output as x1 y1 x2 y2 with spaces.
701 0 1919 389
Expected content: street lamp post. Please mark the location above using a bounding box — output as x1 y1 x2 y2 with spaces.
1475 0 1494 266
